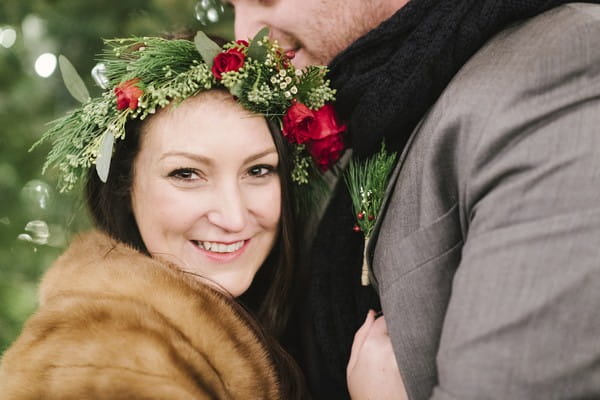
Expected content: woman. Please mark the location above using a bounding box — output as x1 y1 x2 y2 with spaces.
0 31 346 399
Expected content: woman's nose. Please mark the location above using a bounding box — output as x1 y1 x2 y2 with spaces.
206 182 248 233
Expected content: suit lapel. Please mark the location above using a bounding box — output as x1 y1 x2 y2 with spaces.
365 118 424 291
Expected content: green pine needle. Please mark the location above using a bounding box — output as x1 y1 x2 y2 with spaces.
344 143 397 238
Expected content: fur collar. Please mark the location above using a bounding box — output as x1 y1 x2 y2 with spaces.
1 230 281 399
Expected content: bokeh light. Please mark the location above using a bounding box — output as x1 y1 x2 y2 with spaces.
0 27 17 48
21 14 44 41
21 180 52 212
195 0 225 25
17 220 50 245
34 52 57 78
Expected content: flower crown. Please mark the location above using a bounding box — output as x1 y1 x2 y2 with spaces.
33 28 346 193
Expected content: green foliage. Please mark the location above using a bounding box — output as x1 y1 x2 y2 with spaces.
194 30 221 67
58 54 90 103
0 0 233 353
246 26 269 60
103 37 202 85
292 149 332 221
296 66 336 109
344 143 397 238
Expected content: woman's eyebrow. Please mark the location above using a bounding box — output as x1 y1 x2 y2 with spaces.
159 151 211 163
159 148 277 164
244 148 278 164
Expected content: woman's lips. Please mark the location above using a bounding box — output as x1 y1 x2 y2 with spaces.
190 239 249 262
196 240 244 253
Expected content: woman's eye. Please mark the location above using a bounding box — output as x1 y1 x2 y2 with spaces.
168 168 199 181
248 165 275 177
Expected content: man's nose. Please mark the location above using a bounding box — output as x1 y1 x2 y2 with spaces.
233 3 265 41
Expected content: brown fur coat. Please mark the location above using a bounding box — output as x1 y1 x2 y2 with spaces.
0 231 283 399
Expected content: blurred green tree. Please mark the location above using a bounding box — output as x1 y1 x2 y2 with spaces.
0 0 233 352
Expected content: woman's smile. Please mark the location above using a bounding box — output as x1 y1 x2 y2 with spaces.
194 239 246 253
190 239 250 263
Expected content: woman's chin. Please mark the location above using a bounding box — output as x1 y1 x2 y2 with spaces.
184 269 253 298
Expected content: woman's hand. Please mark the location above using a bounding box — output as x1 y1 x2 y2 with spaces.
347 310 408 400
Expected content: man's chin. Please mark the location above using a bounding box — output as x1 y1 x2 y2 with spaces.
294 51 333 70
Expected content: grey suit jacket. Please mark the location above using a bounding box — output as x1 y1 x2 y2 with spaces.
368 4 600 399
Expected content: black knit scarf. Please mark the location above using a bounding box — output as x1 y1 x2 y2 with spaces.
307 0 600 397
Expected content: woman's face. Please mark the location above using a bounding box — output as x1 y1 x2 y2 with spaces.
131 92 281 297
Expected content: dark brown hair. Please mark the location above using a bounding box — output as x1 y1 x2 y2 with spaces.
85 93 299 339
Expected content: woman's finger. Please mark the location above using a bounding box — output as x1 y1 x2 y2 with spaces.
347 309 376 374
370 314 388 335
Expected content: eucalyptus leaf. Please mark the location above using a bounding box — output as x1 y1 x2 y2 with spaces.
194 31 222 69
95 130 115 183
58 55 90 104
247 27 270 61
230 81 243 98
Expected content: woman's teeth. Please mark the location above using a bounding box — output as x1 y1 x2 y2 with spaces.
196 240 244 253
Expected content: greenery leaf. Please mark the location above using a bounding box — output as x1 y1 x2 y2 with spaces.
95 129 115 183
194 31 222 69
247 27 269 61
58 55 90 104
230 81 243 98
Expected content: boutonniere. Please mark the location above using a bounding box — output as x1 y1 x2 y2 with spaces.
344 143 397 285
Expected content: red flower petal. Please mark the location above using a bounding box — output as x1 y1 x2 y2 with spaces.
211 49 246 80
114 78 144 110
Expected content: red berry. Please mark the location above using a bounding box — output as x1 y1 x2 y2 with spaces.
353 225 361 232
357 212 365 220
368 215 375 221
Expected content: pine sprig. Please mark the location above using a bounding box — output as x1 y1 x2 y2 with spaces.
344 143 397 238
102 38 200 86
31 94 115 192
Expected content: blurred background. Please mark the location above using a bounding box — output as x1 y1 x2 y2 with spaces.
0 0 233 352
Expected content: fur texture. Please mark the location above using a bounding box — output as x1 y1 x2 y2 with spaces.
0 231 281 399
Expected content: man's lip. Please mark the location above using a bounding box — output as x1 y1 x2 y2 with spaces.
270 36 300 53
283 45 300 54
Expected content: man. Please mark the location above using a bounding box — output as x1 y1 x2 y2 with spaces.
229 0 600 399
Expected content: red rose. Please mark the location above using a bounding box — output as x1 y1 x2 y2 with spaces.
308 132 345 171
236 39 249 47
311 104 346 140
282 102 347 145
114 78 144 110
212 48 246 80
282 101 316 144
